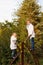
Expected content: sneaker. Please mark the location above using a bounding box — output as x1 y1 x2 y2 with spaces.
13 57 15 59
30 49 34 51
30 49 32 51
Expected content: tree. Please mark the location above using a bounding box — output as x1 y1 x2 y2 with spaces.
14 0 43 64
16 0 42 47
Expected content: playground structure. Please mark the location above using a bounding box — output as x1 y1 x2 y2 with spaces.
10 40 40 65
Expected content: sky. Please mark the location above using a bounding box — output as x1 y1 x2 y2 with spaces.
0 0 43 23
38 0 43 11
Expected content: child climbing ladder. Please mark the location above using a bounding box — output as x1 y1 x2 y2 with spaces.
10 33 17 59
26 19 35 51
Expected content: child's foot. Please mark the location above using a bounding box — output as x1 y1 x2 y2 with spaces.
13 57 15 59
30 49 34 51
30 49 32 51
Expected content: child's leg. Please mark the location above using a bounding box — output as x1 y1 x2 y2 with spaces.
11 49 17 58
14 49 17 57
11 50 15 58
30 38 34 50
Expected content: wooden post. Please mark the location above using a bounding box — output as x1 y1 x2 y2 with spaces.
21 42 24 65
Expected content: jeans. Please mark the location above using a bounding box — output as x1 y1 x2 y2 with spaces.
30 37 34 50
11 49 17 58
